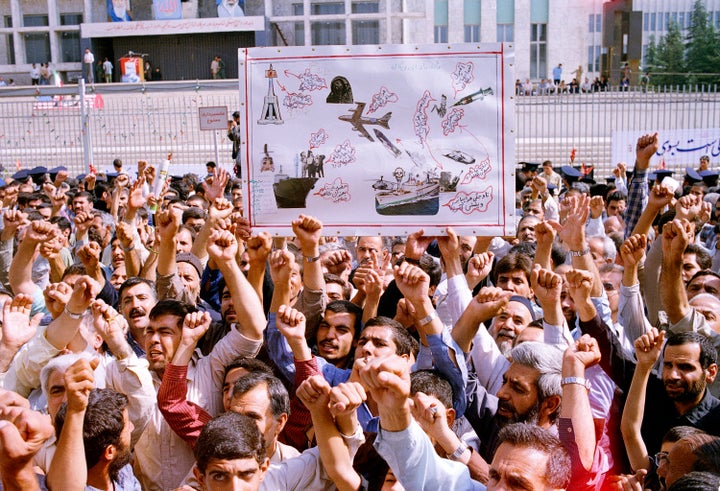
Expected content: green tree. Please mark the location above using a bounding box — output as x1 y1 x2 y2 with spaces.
652 20 687 86
685 0 720 86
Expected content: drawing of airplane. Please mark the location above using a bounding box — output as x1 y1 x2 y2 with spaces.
338 102 392 142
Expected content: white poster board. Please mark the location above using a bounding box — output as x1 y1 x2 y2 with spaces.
198 106 228 131
239 43 515 237
612 128 720 171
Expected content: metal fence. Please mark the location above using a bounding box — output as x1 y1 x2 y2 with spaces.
0 81 719 178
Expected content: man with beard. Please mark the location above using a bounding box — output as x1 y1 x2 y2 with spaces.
119 277 157 357
464 341 563 463
48 358 140 490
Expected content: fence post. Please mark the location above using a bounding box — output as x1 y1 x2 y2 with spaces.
79 80 94 172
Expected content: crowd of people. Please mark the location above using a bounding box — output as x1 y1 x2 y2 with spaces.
0 134 719 491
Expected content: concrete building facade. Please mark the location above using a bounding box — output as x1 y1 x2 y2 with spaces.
0 0 719 85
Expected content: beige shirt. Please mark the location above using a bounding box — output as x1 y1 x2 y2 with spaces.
126 327 262 490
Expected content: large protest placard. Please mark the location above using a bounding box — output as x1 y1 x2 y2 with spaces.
612 128 720 171
239 43 515 236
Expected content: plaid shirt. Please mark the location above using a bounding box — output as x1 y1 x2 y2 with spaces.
624 167 648 239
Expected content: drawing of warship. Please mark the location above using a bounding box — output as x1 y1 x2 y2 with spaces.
273 164 318 209
374 167 440 216
443 150 475 165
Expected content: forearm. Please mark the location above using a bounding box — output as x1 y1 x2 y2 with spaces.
534 243 553 271
621 365 653 471
2 465 41 491
660 258 688 323
269 280 291 313
378 399 412 432
47 409 87 491
47 255 66 284
570 252 603 298
632 205 661 238
451 304 487 353
0 343 21 373
123 247 141 278
157 363 211 446
8 242 37 296
287 337 313 363
560 362 595 470
362 292 380 324
219 263 265 340
190 223 213 261
622 263 639 287
139 249 158 281
300 243 324 291
156 239 176 276
310 408 362 491
246 260 267 304
45 313 83 350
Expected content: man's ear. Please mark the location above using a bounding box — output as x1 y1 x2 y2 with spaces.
276 413 289 435
103 444 116 462
258 457 270 482
540 395 561 422
193 465 206 488
706 363 718 383
445 407 456 428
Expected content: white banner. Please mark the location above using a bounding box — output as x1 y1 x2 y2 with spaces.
612 128 720 172
81 16 264 38
239 43 516 237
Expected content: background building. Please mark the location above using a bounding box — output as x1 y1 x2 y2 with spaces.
0 0 718 85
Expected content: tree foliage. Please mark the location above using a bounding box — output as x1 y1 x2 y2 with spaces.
644 0 720 87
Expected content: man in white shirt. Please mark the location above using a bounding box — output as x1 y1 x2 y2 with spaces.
102 58 113 83
84 48 95 84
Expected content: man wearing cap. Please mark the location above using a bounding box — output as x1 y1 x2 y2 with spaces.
560 165 582 193
228 111 242 178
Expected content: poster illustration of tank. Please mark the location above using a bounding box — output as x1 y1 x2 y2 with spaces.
239 43 515 237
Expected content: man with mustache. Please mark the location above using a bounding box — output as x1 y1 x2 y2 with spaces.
119 277 157 357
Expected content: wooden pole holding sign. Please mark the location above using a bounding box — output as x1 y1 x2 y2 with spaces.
199 106 228 168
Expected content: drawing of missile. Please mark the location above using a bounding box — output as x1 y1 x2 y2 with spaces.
452 87 494 106
373 129 402 157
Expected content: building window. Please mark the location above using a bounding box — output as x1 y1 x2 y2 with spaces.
497 23 513 42
3 16 14 65
434 0 448 43
715 11 720 28
678 11 685 29
530 23 546 79
60 14 82 63
464 0 480 42
465 25 480 42
589 13 601 33
24 15 50 64
352 2 379 44
587 45 601 73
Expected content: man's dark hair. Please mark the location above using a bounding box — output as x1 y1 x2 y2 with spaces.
224 357 273 378
667 472 720 491
182 207 206 223
232 371 290 418
194 412 266 473
418 253 442 287
362 316 417 357
323 273 352 300
496 423 571 489
664 331 718 369
118 277 157 302
55 389 129 472
606 191 627 204
687 269 720 289
662 425 706 445
149 299 197 325
684 244 712 270
492 251 533 285
324 300 363 340
62 263 87 280
410 370 454 410
73 191 93 202
550 242 567 269
177 224 197 243
693 438 720 475
50 216 72 232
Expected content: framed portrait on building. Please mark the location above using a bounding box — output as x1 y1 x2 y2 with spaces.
239 43 516 237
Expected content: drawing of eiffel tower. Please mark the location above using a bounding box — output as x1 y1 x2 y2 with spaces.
258 64 283 125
